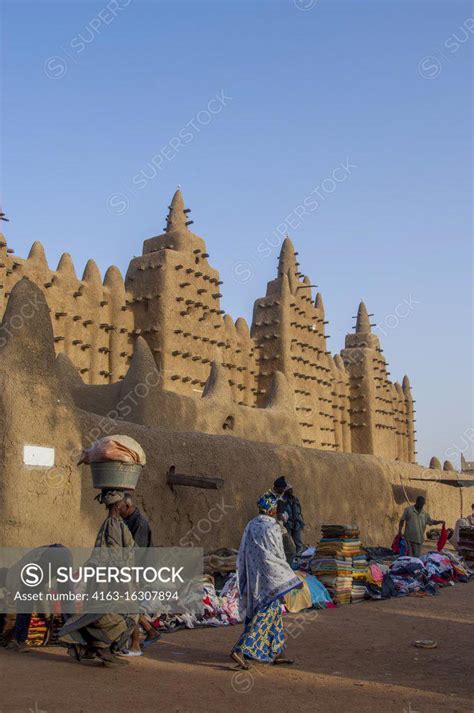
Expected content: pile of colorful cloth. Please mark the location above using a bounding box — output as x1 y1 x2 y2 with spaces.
152 574 242 632
364 549 472 600
364 562 388 599
388 556 433 595
284 571 333 612
442 549 472 579
312 524 369 605
422 550 471 584
311 556 353 605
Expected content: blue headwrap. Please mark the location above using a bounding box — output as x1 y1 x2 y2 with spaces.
257 491 278 513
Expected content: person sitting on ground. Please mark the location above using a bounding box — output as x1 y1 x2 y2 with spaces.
230 492 302 670
282 486 305 555
398 496 445 558
117 492 159 656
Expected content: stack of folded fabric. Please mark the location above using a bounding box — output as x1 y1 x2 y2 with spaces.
313 523 368 605
351 582 367 603
351 552 368 603
318 524 362 558
311 555 353 605
458 526 474 562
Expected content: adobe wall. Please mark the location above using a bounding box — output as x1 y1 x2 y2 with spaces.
0 406 463 552
73 413 462 552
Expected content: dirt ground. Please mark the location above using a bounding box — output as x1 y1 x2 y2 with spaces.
1 581 473 713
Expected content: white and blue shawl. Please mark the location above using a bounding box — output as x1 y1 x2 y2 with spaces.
237 514 301 620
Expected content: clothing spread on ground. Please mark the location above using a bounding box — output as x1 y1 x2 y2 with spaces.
6 523 472 651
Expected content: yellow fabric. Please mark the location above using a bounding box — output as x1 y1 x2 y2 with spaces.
284 573 312 612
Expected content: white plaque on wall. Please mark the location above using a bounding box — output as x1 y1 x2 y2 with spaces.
23 445 55 467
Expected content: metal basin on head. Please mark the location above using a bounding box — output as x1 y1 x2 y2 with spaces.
91 462 143 490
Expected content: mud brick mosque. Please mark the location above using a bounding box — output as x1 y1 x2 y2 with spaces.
0 189 463 548
0 189 417 461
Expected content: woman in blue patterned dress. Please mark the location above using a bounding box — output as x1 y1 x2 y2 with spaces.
231 492 302 669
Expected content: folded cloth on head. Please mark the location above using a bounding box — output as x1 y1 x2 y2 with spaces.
78 435 146 465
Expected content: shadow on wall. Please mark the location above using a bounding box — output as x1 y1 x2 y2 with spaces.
391 485 427 506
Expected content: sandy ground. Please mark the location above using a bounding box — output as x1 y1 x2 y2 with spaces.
1 581 473 713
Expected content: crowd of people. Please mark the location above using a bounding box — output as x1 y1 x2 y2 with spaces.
1 474 472 670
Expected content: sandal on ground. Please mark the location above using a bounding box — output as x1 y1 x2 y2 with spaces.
145 629 160 641
96 649 130 666
142 632 161 650
66 644 85 662
6 640 29 653
273 656 294 665
230 650 250 670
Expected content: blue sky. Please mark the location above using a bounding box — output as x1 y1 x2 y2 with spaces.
1 0 472 466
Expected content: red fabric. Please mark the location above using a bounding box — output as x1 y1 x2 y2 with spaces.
437 524 448 551
391 534 402 554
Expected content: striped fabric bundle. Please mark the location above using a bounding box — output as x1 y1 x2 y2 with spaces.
311 556 354 605
352 554 369 579
458 526 474 552
351 583 367 603
317 539 362 557
321 524 360 540
351 547 368 602
27 614 49 647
